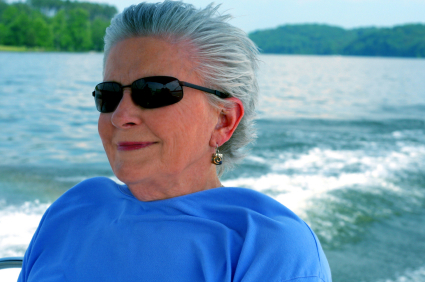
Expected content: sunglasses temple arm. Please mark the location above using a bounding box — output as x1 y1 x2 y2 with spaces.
180 81 229 99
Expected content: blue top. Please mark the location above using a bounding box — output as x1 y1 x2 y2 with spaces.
19 177 331 282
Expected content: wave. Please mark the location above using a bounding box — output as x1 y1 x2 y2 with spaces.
0 200 50 257
1 268 21 282
224 141 425 248
376 265 425 282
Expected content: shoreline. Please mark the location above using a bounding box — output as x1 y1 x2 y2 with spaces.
0 45 48 52
0 45 102 53
0 45 424 59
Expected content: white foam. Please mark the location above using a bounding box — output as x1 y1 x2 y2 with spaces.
378 265 425 282
0 269 21 282
2 142 423 257
245 155 268 164
0 201 50 257
109 176 124 185
223 172 371 216
55 176 89 182
224 144 425 216
392 130 425 140
272 144 425 176
55 175 125 185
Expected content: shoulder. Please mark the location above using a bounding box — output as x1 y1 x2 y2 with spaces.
62 176 119 197
27 176 123 246
19 177 124 281
197 187 332 282
50 176 120 207
39 177 122 225
195 187 308 229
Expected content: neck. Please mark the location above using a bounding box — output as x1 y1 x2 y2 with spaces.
125 165 221 202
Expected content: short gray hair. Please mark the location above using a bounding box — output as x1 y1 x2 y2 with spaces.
104 1 259 176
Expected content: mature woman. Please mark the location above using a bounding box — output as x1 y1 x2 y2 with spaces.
19 1 331 281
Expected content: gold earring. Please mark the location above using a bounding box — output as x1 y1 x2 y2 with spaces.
212 144 223 165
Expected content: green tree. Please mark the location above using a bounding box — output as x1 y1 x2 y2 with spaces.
28 0 117 21
249 23 425 57
91 17 109 51
51 9 72 50
1 0 117 51
67 8 92 51
27 0 63 15
343 24 425 57
413 42 425 57
5 12 31 46
0 0 9 21
1 3 52 47
1 5 20 26
249 24 357 54
0 23 7 45
72 2 117 21
33 16 53 48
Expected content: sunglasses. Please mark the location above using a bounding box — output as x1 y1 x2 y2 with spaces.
92 76 229 113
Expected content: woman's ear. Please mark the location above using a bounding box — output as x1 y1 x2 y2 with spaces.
210 97 244 147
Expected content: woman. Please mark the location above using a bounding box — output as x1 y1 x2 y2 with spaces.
19 1 331 281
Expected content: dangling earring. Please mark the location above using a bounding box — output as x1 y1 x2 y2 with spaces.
212 144 223 165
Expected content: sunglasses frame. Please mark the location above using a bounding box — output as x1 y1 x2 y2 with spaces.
92 76 229 113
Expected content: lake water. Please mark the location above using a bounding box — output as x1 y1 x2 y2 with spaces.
0 52 425 282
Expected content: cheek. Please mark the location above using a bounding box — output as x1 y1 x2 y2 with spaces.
165 99 217 150
98 114 112 146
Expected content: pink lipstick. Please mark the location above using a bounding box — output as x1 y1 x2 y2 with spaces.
117 142 155 151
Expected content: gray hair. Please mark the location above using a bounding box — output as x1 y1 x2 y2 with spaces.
103 1 259 176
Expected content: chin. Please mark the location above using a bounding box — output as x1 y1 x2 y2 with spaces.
112 163 142 185
114 173 141 187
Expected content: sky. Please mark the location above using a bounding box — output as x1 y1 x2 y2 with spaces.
79 0 425 33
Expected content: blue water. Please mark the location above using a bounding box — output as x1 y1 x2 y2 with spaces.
0 52 425 282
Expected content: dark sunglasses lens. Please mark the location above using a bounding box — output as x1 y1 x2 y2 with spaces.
94 82 122 113
132 77 183 109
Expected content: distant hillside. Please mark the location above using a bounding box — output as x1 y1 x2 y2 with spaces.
249 24 425 58
0 0 117 51
2 0 424 57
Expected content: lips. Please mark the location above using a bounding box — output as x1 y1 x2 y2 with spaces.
117 142 155 151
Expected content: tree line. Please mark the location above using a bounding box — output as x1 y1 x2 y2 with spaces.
1 0 424 57
0 0 117 51
248 23 425 58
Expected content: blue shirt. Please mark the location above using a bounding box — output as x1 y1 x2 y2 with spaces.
19 177 331 282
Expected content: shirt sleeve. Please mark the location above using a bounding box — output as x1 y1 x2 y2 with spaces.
17 207 51 282
232 214 332 282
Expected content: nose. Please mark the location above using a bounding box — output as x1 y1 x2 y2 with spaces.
110 88 143 129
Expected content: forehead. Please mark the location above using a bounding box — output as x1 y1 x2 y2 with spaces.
104 36 198 83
